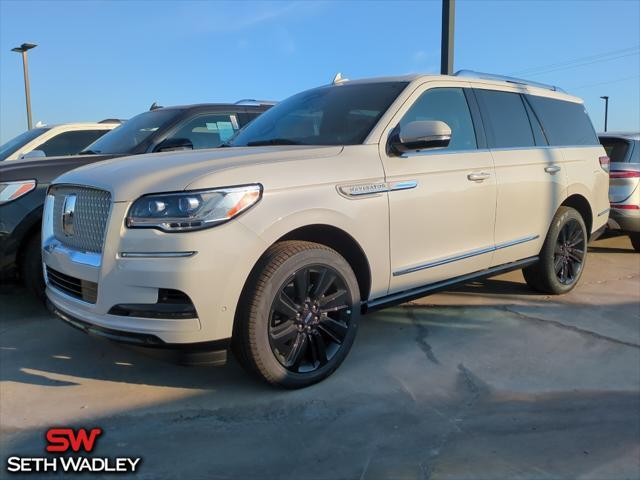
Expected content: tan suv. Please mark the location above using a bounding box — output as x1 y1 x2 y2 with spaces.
43 72 610 388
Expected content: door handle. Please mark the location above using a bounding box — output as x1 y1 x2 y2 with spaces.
544 165 562 174
467 172 491 182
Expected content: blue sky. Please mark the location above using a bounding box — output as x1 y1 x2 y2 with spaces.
1 0 638 143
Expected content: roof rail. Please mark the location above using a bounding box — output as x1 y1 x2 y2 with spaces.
454 70 565 93
234 99 277 106
99 118 124 124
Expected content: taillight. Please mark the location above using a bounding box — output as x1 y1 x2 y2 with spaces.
599 156 610 172
610 170 640 179
610 204 639 210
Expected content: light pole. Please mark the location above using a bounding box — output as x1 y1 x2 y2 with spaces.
600 95 609 132
441 0 455 75
11 43 37 130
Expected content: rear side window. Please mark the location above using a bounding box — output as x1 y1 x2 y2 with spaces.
475 90 535 149
35 130 109 157
526 95 598 146
600 137 631 163
400 87 477 151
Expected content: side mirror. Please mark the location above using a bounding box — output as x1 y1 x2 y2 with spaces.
19 150 46 160
154 138 193 153
389 120 452 154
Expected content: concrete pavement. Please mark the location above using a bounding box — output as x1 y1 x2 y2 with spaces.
1 234 638 479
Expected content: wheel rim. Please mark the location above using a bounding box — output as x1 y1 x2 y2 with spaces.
553 218 585 285
268 265 352 373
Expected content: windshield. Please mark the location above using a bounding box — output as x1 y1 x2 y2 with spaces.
229 82 408 147
0 128 50 160
83 109 181 154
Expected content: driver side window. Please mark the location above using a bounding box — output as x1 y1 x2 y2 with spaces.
400 88 477 151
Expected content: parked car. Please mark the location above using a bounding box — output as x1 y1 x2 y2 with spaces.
598 132 639 251
0 121 121 161
0 101 272 297
42 72 609 388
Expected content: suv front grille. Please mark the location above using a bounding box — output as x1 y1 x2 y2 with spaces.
51 185 111 253
46 267 98 303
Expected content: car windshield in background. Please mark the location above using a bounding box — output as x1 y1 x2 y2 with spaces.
229 82 408 147
600 137 631 163
0 127 50 160
82 109 181 154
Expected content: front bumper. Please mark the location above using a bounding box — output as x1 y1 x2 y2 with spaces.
43 200 268 345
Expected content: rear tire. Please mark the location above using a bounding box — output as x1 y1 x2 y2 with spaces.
21 234 45 302
233 241 360 389
523 207 587 295
630 233 640 252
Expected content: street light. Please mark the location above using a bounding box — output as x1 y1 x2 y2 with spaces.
11 43 37 130
600 95 609 133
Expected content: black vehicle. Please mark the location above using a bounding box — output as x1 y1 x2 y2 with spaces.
0 101 273 298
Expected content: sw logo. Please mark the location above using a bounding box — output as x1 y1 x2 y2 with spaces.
46 427 102 453
5 427 141 474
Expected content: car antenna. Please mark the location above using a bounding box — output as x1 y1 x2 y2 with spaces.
149 101 162 111
332 72 349 85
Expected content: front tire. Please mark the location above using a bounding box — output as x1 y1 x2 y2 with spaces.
21 233 45 301
629 233 640 252
233 241 360 388
523 206 587 295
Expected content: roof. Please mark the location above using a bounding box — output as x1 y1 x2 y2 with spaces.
158 103 273 112
598 132 640 141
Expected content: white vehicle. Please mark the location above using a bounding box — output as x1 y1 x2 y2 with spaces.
0 121 120 161
43 72 609 388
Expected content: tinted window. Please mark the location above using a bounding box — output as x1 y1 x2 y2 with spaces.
400 88 477 151
526 95 598 146
86 109 181 154
600 137 631 163
0 127 50 160
475 90 535 148
35 130 109 157
167 113 240 149
523 98 548 146
229 82 408 146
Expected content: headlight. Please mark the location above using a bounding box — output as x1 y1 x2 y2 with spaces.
0 180 37 204
126 184 262 232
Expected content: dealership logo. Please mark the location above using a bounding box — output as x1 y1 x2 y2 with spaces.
5 427 141 474
62 194 77 236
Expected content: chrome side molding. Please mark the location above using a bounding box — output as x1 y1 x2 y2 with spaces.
338 180 418 198
119 252 197 258
393 234 540 276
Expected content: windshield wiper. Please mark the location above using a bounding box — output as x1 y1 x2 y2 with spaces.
246 138 302 146
218 142 231 148
79 149 101 155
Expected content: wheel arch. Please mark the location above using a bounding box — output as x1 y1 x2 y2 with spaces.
561 194 593 238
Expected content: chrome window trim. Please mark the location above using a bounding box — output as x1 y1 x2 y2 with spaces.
400 144 600 158
393 234 540 276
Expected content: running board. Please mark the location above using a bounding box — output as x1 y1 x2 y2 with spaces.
363 256 539 313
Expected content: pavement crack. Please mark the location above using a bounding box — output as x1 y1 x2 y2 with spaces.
502 306 640 350
406 307 440 365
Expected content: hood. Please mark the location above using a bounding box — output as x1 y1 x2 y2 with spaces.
54 146 343 202
0 154 117 184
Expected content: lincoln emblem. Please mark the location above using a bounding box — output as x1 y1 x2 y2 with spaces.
62 194 77 236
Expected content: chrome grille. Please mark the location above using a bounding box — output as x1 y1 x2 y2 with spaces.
51 185 111 253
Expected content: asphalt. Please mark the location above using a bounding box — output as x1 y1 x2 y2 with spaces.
1 234 639 480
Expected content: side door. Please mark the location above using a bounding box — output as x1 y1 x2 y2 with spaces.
474 88 567 266
379 83 497 293
153 112 241 151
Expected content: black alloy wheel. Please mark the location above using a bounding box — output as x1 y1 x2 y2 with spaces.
268 265 352 373
553 218 586 285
